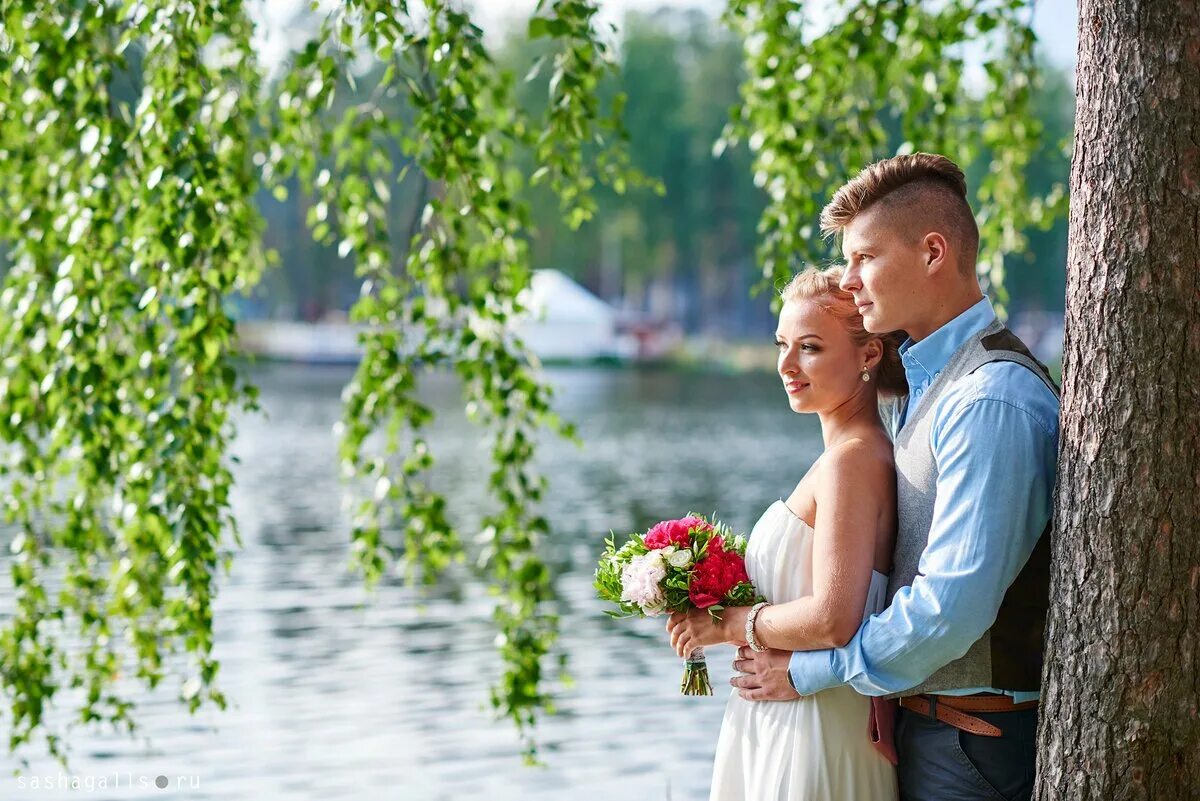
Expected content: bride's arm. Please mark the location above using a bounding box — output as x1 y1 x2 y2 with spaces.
666 440 891 658
750 441 891 652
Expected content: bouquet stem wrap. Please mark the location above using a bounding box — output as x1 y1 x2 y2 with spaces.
681 646 713 696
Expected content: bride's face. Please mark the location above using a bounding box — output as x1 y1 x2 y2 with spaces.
775 299 868 414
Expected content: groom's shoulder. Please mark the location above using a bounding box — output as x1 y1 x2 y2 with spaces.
936 361 1059 435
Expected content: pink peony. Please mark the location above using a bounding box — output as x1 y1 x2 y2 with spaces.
644 516 713 550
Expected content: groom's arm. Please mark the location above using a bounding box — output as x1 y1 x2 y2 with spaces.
788 374 1058 697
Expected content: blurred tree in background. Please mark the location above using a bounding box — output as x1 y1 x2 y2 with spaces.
0 0 1063 766
259 5 1073 330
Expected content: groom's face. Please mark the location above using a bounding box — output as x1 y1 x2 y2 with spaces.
838 206 927 335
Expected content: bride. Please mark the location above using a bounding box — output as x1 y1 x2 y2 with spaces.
667 265 907 801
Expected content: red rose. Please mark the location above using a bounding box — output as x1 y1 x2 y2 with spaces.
688 547 750 609
644 516 712 550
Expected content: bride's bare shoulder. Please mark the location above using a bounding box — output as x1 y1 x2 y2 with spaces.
817 432 895 484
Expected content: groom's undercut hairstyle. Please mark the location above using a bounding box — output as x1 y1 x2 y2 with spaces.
819 153 980 275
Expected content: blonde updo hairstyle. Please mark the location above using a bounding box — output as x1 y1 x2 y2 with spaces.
779 265 908 398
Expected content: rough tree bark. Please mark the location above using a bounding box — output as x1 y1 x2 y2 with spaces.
1036 1 1200 799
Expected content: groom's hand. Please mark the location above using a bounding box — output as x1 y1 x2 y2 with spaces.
730 645 803 701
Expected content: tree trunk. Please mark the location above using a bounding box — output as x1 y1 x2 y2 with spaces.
1037 1 1200 798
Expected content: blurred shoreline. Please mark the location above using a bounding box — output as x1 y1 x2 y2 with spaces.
237 320 1062 380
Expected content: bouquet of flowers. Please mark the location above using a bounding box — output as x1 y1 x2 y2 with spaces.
594 514 764 695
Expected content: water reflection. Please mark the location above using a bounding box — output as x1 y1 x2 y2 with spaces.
1 364 825 799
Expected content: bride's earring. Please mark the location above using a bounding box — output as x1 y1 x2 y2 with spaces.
861 367 870 382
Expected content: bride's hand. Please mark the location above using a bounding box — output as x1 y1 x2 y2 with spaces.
666 607 750 658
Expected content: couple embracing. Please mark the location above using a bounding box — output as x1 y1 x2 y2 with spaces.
666 153 1058 801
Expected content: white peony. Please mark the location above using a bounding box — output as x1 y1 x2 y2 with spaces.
620 551 667 614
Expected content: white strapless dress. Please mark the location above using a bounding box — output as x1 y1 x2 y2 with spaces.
708 501 898 801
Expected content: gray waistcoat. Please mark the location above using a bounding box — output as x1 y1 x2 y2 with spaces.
886 318 1058 698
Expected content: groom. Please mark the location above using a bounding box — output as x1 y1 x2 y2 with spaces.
734 153 1059 801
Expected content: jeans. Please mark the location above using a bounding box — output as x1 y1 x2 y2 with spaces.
895 705 1038 801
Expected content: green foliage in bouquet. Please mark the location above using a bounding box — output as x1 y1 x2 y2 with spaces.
594 534 650 614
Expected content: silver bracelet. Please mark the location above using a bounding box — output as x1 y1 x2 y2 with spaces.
745 601 770 653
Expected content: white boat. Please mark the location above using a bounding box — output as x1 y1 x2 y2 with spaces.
237 269 628 364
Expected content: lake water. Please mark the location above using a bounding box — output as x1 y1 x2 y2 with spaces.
1 363 829 800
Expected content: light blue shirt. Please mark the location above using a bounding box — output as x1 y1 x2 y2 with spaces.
788 298 1058 701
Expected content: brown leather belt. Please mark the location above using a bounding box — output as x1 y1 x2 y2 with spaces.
898 694 1039 738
